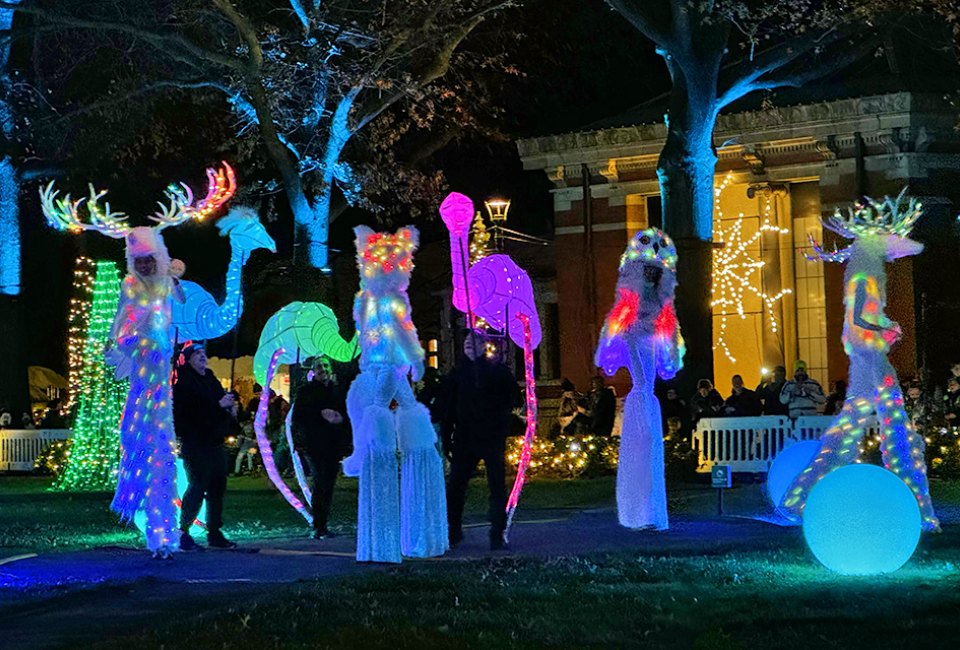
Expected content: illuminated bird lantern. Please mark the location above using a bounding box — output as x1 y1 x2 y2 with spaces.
171 205 276 342
251 302 359 524
341 225 448 563
40 163 235 557
439 192 542 539
781 190 940 532
595 228 685 530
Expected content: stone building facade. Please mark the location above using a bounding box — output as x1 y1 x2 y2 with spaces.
518 92 960 397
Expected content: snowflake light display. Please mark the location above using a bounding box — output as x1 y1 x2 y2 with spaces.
712 174 791 363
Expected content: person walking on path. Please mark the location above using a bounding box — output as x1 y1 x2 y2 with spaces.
173 342 237 551
292 356 350 539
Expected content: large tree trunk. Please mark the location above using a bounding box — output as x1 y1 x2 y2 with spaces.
656 83 717 396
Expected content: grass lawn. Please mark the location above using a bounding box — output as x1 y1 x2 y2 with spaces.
84 545 960 649
0 473 620 557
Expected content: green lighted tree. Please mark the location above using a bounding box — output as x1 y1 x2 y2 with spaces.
55 260 127 492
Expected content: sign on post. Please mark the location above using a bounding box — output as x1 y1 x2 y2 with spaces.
711 464 732 488
712 464 731 516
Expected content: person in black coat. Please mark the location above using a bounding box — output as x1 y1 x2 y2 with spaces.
756 365 789 416
690 379 724 425
584 376 617 436
173 343 237 550
723 374 763 417
291 356 350 539
442 332 520 550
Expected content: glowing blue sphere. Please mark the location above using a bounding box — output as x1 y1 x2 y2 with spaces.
133 458 206 537
803 464 921 575
767 440 823 518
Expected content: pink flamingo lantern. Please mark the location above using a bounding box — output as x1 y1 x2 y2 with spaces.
440 192 541 539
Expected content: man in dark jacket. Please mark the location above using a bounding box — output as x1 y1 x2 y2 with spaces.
173 343 237 550
442 332 520 550
584 376 617 436
291 356 349 539
756 365 789 416
723 374 763 417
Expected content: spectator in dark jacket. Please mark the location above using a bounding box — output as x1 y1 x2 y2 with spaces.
584 376 617 436
416 366 444 431
690 379 724 425
660 387 688 433
173 343 237 550
756 365 789 416
442 333 520 550
723 375 762 417
824 380 847 416
292 356 350 539
943 377 960 426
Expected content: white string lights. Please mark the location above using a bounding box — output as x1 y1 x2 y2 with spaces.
712 173 791 363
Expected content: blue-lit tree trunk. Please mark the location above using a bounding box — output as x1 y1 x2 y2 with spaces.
0 1 27 417
0 1 20 295
606 0 877 394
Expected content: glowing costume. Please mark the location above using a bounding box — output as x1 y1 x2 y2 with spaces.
108 228 182 554
342 225 448 563
595 229 684 530
40 163 236 555
782 191 939 532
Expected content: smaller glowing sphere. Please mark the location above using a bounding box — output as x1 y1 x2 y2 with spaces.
766 440 822 518
803 464 921 575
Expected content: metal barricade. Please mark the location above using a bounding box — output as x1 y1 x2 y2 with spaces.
0 429 72 472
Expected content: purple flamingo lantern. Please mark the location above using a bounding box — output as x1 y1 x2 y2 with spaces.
440 192 541 539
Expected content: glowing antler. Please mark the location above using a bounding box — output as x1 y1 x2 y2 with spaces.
152 161 237 229
40 182 130 239
824 188 921 240
806 234 851 263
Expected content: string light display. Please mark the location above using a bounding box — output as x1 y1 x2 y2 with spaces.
506 434 619 479
782 190 940 533
63 256 96 414
469 211 492 263
505 312 538 539
55 261 127 492
711 174 791 363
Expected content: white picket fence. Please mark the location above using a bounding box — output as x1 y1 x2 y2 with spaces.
692 415 880 473
0 429 72 472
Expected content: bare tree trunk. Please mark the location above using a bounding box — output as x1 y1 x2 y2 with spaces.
656 77 718 394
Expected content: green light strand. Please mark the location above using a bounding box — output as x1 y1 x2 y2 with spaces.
55 260 128 492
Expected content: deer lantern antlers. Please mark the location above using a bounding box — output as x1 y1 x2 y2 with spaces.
807 188 923 263
40 162 236 239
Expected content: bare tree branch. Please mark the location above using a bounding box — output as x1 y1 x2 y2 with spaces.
717 25 860 108
605 0 675 52
0 0 242 71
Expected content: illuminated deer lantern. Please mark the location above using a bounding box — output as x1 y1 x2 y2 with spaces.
781 190 940 532
439 192 542 538
40 163 236 557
